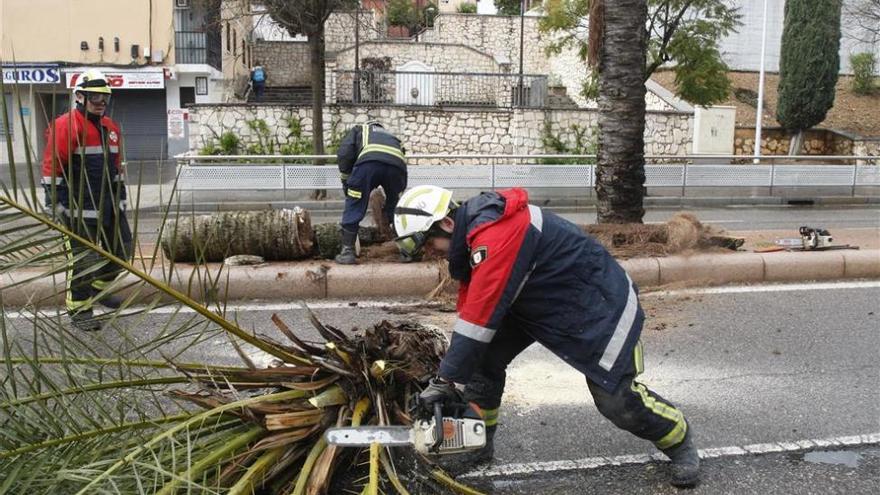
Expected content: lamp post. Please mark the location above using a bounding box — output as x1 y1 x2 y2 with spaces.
354 1 361 103
754 0 769 163
518 0 525 106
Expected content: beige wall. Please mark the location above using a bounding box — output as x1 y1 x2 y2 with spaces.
221 0 252 92
0 0 174 65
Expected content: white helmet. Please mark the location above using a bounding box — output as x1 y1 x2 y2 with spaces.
74 69 112 94
393 185 455 257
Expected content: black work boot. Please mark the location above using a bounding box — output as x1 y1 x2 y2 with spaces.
71 309 102 332
435 425 496 475
95 293 125 309
334 228 358 265
662 426 701 488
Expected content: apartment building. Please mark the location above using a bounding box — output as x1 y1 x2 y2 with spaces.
0 0 228 162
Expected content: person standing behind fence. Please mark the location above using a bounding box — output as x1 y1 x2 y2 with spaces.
42 69 132 332
250 61 267 102
334 120 407 265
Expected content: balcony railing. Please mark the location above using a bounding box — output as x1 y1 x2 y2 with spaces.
175 31 222 70
335 70 548 108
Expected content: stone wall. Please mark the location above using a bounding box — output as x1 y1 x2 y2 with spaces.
324 9 383 53
429 14 550 75
733 128 856 156
852 139 880 165
188 104 693 158
252 42 311 86
645 90 675 112
331 42 505 105
334 41 499 73
547 39 590 108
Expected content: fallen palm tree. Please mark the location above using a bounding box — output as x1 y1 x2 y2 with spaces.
0 130 477 492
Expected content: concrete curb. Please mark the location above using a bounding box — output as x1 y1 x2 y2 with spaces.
139 195 880 214
2 250 878 307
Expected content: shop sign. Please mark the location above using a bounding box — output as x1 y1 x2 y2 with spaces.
1 65 61 85
65 71 165 89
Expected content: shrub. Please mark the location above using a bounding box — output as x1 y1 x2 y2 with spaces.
851 52 877 95
457 2 477 14
540 122 597 164
387 0 418 27
776 0 842 132
218 132 240 155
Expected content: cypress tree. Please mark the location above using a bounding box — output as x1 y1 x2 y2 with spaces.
776 0 842 142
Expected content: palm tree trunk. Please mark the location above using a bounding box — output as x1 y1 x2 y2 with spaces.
310 28 327 200
595 0 648 224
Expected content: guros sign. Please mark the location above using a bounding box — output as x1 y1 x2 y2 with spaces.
1 65 62 85
65 71 165 90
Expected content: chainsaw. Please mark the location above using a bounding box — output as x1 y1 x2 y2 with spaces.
325 400 487 455
774 226 854 251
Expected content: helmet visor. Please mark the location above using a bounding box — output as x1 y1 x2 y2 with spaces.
86 93 111 104
394 231 428 258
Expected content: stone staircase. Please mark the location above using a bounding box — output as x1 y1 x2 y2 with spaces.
249 86 313 105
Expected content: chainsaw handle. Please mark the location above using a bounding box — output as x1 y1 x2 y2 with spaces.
430 402 444 453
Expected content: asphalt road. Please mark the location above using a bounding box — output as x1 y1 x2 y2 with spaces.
123 205 879 245
4 281 879 493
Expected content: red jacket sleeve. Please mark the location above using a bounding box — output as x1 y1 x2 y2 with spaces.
41 115 71 178
439 207 539 384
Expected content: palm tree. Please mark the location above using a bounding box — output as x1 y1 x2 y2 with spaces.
0 80 478 494
594 0 648 224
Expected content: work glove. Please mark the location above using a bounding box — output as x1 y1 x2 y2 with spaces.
419 377 462 414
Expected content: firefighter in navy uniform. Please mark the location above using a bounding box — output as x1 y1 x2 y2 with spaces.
334 120 407 264
393 185 701 488
42 69 132 331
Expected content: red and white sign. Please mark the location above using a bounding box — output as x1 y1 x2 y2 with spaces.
65 71 165 90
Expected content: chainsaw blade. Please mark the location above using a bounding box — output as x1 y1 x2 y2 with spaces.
325 426 414 447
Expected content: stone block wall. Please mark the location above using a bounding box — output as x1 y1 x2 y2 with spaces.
645 90 675 112
188 104 693 158
429 14 550 74
733 128 853 156
324 10 382 53
852 139 880 164
252 42 311 86
334 42 499 73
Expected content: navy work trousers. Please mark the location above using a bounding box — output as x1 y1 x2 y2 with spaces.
341 161 407 233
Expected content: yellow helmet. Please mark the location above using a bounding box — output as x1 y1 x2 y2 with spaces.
75 69 112 94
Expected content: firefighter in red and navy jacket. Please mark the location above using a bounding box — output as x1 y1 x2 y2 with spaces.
393 185 701 488
42 70 131 331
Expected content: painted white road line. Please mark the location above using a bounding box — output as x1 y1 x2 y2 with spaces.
1 300 431 320
643 280 880 298
459 432 880 479
5 281 879 320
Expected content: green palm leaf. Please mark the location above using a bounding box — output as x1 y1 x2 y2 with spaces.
1 75 482 495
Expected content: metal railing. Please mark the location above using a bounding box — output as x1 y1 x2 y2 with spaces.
335 70 548 108
175 31 222 69
175 154 880 197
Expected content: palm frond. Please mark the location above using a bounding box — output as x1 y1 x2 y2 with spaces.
0 83 485 494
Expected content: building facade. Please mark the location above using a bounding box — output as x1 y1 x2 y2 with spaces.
0 0 227 163
718 0 879 75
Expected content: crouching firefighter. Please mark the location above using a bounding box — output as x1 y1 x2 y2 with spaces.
393 185 701 488
335 120 407 264
42 69 132 331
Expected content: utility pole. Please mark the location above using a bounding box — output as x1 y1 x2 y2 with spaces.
754 0 769 163
354 2 361 103
518 0 525 106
